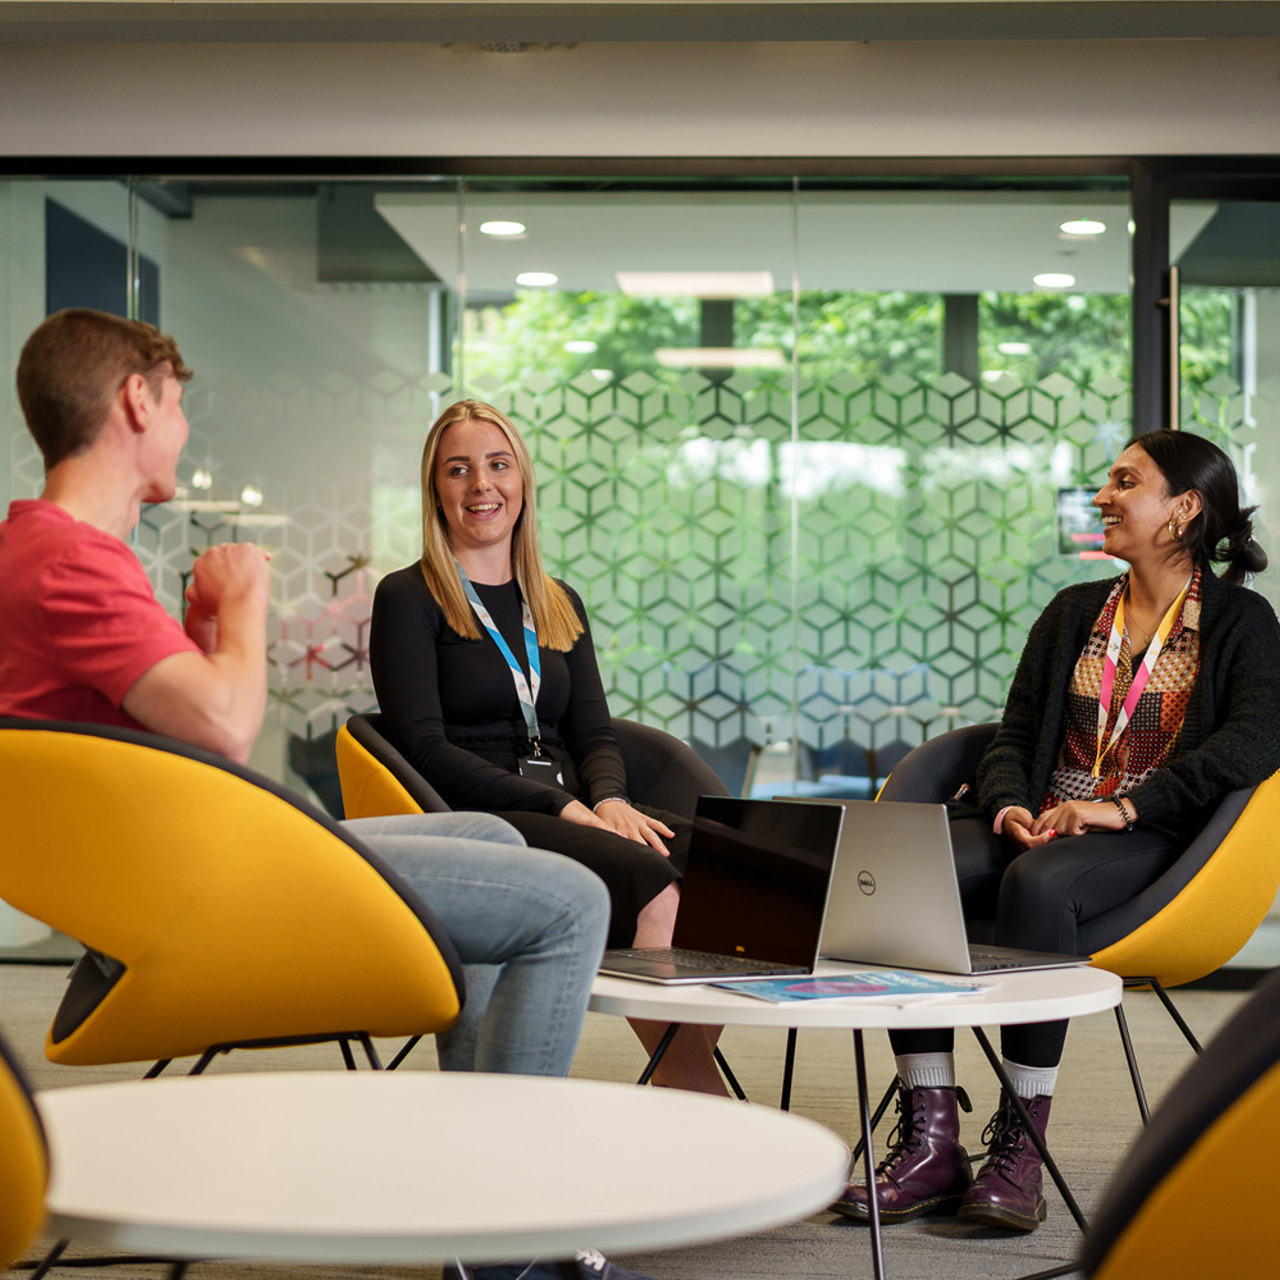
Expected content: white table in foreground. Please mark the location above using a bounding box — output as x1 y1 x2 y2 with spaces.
38 1071 850 1264
590 960 1123 1031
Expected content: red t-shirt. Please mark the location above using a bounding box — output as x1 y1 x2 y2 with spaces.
0 499 198 730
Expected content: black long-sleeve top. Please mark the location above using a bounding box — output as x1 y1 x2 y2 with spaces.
369 564 628 814
976 569 1280 836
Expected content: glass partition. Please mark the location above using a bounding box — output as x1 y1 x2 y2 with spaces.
2 171 1168 953
1174 197 1280 617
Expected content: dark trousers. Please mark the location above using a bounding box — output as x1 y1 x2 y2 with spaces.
889 817 1184 1068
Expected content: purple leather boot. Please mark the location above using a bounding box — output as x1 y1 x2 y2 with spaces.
830 1085 973 1224
957 1092 1052 1231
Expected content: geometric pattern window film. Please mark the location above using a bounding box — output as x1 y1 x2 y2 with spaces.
4 369 1255 790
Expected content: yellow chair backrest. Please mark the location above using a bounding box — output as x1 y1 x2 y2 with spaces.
1086 969 1280 1279
0 1036 48 1267
1089 771 1280 988
336 720 425 819
0 721 462 1065
1090 1058 1280 1278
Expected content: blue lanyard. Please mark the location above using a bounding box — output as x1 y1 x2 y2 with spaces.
456 564 543 750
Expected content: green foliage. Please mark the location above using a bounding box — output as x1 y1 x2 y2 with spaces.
735 291 945 383
461 284 1238 391
979 292 1130 384
464 291 698 384
1179 289 1238 386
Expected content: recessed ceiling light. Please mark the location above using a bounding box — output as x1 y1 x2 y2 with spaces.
997 342 1032 355
617 271 775 299
1059 217 1107 236
564 339 598 354
515 271 558 287
1033 273 1076 290
480 220 526 237
655 347 786 369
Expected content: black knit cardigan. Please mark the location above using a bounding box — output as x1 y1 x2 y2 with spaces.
975 569 1280 837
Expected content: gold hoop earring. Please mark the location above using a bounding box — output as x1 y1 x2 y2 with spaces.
1168 518 1183 542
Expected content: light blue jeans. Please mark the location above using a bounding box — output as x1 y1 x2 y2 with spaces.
341 813 609 1077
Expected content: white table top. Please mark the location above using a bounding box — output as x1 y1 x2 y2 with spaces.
39 1071 851 1264
589 960 1122 1029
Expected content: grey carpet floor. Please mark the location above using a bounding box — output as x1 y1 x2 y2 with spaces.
0 963 1248 1280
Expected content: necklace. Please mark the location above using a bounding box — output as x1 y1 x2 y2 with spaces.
1124 585 1186 652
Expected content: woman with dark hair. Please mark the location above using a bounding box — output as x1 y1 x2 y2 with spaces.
832 429 1280 1234
370 399 725 1095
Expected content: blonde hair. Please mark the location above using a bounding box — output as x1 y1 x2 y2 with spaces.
419 399 584 651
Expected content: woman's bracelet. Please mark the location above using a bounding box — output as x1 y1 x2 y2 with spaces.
1112 796 1136 831
592 796 629 813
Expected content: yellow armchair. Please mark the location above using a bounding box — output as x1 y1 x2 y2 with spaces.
0 1033 47 1268
0 719 464 1070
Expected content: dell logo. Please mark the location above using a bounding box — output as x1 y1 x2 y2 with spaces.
857 870 876 896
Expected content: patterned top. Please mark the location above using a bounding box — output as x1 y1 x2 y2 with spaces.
1041 567 1202 811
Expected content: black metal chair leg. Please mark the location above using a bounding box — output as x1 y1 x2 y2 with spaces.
1147 977 1203 1053
358 1032 383 1070
971 1027 1088 1233
1013 1264 1082 1280
168 1263 190 1280
780 1027 798 1110
143 1058 171 1079
1113 1002 1152 1125
339 1036 358 1071
26 1239 67 1280
636 1022 681 1085
188 1048 219 1076
713 1046 748 1101
387 1035 422 1070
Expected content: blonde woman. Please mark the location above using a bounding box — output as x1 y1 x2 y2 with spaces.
370 399 724 1095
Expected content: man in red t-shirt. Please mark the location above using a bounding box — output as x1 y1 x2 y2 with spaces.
1 318 627 1280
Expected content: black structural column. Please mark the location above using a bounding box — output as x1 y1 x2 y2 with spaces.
942 293 980 383
1130 160 1171 434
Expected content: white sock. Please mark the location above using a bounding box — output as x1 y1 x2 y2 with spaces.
895 1052 955 1090
1003 1058 1058 1100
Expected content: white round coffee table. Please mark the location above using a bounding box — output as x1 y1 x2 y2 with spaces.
38 1071 851 1264
590 960 1122 1032
590 960 1123 1280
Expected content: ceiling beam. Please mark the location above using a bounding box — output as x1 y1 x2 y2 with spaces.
1 1 1279 44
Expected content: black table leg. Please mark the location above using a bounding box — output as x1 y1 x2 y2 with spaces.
852 1028 886 1280
780 1028 797 1110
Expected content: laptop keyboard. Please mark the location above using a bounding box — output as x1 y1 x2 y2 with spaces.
605 946 790 974
969 948 1037 972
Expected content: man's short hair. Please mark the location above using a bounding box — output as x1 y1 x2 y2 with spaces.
16 309 193 469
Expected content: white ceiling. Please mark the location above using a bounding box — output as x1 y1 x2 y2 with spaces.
377 189 1218 297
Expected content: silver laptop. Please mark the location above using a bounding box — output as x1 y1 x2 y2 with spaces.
815 799 1088 974
598 795 846 984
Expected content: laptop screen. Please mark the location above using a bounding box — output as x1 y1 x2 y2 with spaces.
674 796 845 966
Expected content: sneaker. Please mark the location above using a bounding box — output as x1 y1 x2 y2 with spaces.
443 1250 656 1280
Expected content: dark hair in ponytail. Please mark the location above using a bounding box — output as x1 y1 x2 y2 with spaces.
1128 429 1267 586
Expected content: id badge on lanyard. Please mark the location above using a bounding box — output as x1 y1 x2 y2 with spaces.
456 564 564 786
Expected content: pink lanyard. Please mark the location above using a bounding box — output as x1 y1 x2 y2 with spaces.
1093 579 1191 779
